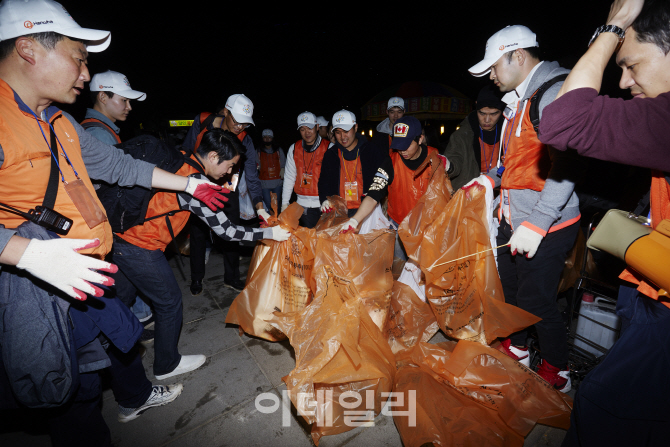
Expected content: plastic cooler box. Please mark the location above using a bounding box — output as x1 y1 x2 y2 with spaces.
574 292 620 357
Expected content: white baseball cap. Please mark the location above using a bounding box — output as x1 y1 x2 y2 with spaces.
469 25 538 77
0 0 111 52
297 111 317 130
316 116 329 127
262 129 273 138
225 93 254 125
90 71 146 101
331 110 356 132
387 96 405 110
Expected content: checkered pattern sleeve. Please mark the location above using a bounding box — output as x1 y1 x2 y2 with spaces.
177 174 273 242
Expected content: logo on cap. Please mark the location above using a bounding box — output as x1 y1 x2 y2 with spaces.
391 98 400 105
335 114 345 123
300 114 309 122
243 105 251 115
24 21 33 29
394 124 409 137
499 45 505 50
98 85 104 89
123 77 130 87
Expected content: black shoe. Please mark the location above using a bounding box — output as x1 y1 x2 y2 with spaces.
139 328 154 344
190 280 203 296
224 279 245 292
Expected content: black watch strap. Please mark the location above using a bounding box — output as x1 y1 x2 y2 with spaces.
589 24 626 48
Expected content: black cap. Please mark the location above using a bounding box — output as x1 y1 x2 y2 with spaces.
476 85 505 111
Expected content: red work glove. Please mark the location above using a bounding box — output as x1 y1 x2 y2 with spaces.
185 177 230 212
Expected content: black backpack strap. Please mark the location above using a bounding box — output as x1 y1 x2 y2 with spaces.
43 129 60 209
529 73 569 134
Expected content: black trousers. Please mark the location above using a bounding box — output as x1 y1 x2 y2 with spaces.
298 206 321 229
190 187 241 282
496 217 578 369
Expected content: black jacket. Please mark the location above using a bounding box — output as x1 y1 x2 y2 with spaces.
318 135 386 204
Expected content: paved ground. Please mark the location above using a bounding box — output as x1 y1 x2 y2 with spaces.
0 248 571 447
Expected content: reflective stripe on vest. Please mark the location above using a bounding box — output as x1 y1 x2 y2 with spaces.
80 118 122 144
293 139 328 196
500 95 551 192
387 146 438 224
259 150 281 180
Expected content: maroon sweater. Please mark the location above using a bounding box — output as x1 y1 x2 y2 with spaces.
539 87 670 173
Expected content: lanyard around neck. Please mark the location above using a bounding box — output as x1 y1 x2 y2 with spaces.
340 147 360 183
28 109 79 183
479 123 499 172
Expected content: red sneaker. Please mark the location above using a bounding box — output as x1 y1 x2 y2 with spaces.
496 338 530 367
537 360 571 393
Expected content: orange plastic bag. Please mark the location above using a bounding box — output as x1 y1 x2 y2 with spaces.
384 281 439 355
225 201 316 341
271 267 396 445
314 195 349 231
311 220 395 330
393 340 573 447
399 165 540 344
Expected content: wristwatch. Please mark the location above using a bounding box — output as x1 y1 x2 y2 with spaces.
588 24 625 49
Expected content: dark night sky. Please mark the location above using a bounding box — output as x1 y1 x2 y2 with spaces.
63 1 626 147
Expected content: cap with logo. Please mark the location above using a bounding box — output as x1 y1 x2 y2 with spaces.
469 25 538 77
225 94 254 125
0 0 111 52
331 110 356 132
262 129 274 138
90 70 146 101
390 116 422 151
387 96 405 111
297 111 317 130
316 116 329 127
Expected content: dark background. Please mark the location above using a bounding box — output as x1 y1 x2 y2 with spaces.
64 1 627 148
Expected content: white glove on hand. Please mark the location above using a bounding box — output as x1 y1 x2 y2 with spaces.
281 203 289 213
257 209 271 225
339 218 359 234
320 200 333 213
16 238 117 300
270 226 291 242
509 225 544 258
463 178 481 189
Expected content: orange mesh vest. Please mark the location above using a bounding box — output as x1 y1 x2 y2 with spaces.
117 155 202 251
0 80 112 258
500 97 552 192
80 118 122 144
387 146 438 224
293 139 328 196
338 151 364 209
259 150 281 180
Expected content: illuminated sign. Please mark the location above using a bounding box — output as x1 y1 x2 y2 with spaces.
169 120 194 127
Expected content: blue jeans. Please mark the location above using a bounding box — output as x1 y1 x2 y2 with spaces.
111 237 183 376
130 296 152 321
261 184 282 214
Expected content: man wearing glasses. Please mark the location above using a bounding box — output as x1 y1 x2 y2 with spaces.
182 94 267 293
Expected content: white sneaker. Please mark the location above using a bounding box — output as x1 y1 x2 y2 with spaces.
155 354 206 380
118 383 183 423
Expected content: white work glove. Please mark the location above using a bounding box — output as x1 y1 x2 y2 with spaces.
257 209 271 226
281 203 289 213
463 177 481 189
184 177 228 212
320 200 333 213
339 218 358 234
509 225 544 258
270 226 291 242
16 238 117 301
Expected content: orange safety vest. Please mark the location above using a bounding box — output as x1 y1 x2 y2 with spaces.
80 118 122 144
0 79 112 258
387 146 439 224
500 96 552 192
338 151 364 210
293 139 328 196
117 155 203 252
479 139 500 174
259 150 281 180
